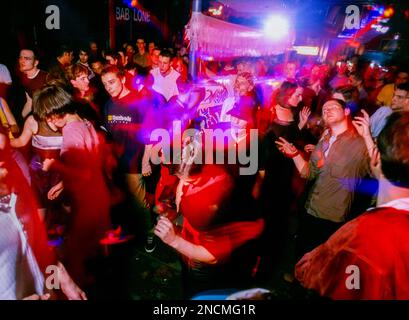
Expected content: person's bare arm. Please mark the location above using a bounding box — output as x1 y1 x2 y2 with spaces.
155 216 217 264
352 109 376 155
1 98 19 134
252 170 265 200
10 115 37 148
21 92 33 119
275 137 310 178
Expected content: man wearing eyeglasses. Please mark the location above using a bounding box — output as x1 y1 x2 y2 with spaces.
376 69 409 107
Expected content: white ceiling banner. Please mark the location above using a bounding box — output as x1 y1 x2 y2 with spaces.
185 12 295 59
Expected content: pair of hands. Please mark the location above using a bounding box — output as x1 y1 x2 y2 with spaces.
279 109 372 157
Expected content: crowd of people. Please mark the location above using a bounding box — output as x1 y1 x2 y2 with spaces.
0 36 409 300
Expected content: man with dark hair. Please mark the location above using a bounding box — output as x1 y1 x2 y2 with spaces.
146 49 182 101
349 72 368 100
101 65 155 252
369 82 409 138
104 50 122 67
47 45 74 83
76 47 94 79
377 67 409 107
89 41 99 61
276 98 370 256
133 38 150 70
295 112 409 299
19 49 48 97
17 49 49 122
149 47 161 70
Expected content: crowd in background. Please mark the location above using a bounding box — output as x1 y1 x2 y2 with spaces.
0 35 409 300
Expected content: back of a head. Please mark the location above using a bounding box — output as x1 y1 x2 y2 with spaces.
377 112 409 188
33 83 75 120
334 85 359 103
56 45 73 58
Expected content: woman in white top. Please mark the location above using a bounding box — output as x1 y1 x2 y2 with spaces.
10 115 63 220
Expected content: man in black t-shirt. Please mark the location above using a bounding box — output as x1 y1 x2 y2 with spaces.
101 65 156 251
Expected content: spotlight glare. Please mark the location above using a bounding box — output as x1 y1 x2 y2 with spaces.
264 15 290 40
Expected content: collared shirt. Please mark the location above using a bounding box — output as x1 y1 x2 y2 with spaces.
373 197 409 211
370 106 393 138
306 128 370 222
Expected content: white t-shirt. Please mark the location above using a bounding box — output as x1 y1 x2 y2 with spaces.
0 194 45 299
150 68 180 101
0 64 12 84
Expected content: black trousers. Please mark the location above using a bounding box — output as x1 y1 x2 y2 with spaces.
295 211 343 261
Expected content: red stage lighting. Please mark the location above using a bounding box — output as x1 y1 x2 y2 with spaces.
383 6 394 18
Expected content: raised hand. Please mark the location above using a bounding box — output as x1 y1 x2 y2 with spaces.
352 109 371 138
298 106 311 130
275 137 299 158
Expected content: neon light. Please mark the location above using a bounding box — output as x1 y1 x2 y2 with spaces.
209 5 223 16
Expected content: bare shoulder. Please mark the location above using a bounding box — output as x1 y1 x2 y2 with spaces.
26 115 39 133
